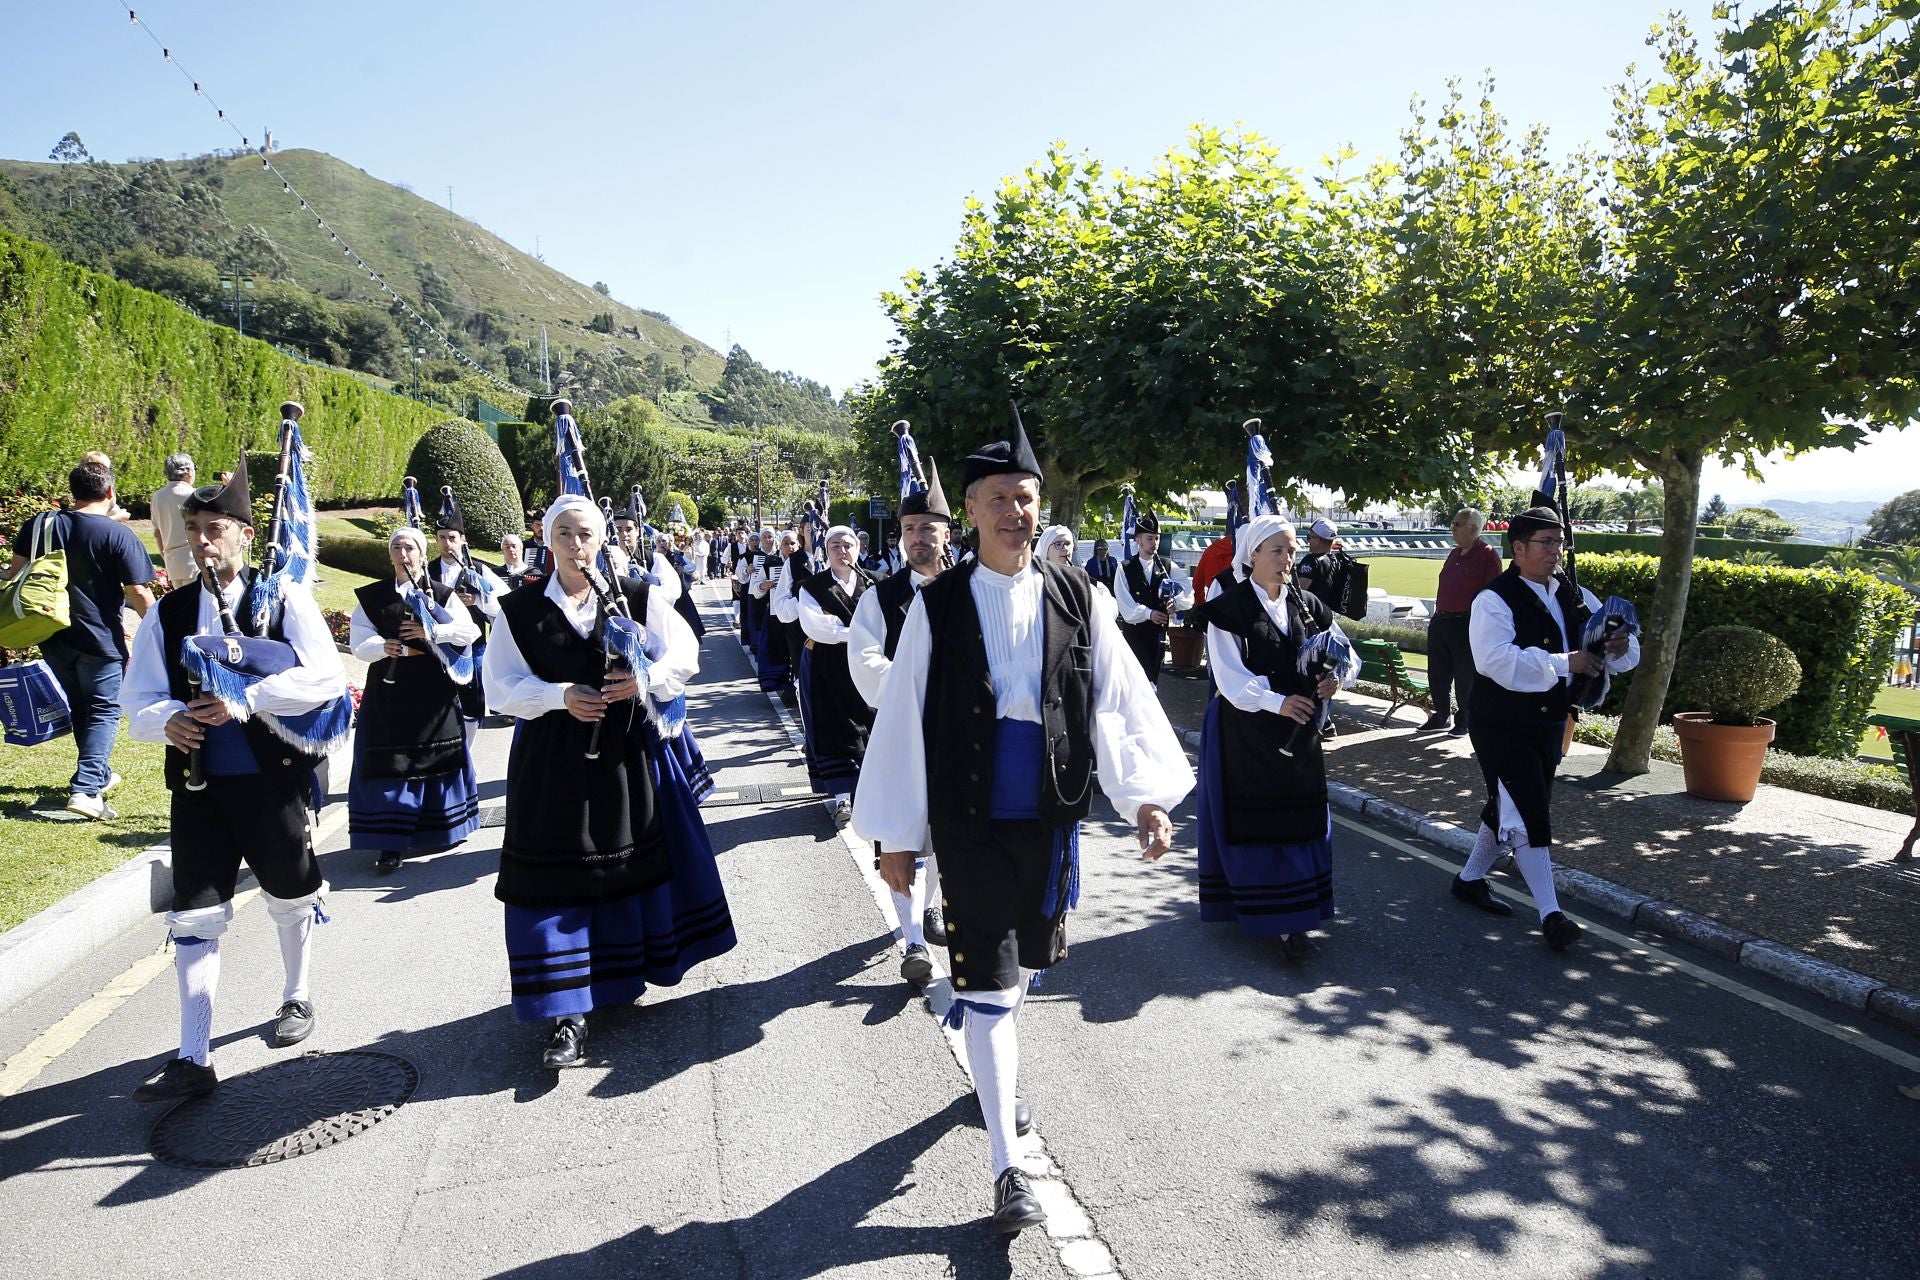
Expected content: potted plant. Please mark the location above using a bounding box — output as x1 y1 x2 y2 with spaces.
1670 625 1802 802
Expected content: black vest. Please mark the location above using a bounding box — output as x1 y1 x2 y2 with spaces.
1468 566 1593 725
921 561 1096 842
1122 554 1174 628
352 578 466 779
798 566 872 629
874 567 923 660
156 570 325 794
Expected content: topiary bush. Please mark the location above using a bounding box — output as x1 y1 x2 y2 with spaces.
403 419 522 546
1675 625 1803 726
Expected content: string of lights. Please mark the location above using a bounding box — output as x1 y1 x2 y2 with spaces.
118 5 539 401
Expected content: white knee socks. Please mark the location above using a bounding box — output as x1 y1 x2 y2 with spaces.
1461 823 1501 881
890 857 932 948
174 938 221 1066
963 973 1031 1176
274 911 312 1004
1512 843 1562 920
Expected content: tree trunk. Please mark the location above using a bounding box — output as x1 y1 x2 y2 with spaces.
1604 448 1702 774
1046 475 1087 533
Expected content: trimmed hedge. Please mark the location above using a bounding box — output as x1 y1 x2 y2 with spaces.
404 419 522 546
1558 530 1832 568
316 534 395 579
1344 618 1431 654
1579 553 1914 758
0 229 443 502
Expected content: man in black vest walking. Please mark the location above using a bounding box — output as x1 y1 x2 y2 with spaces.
1114 510 1192 686
1450 506 1638 950
119 465 349 1101
853 411 1193 1234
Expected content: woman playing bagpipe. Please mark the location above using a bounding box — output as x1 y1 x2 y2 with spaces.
430 488 510 740
794 525 877 824
348 524 483 876
1189 515 1360 959
481 495 735 1068
119 456 352 1101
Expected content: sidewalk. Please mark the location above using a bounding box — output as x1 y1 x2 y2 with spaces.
1156 669 1920 1008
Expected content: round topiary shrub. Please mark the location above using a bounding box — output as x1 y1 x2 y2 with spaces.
1675 625 1803 726
403 419 522 546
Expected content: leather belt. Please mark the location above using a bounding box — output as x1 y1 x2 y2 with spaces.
1432 610 1470 619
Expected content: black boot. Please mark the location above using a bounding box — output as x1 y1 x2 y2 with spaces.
1451 873 1515 916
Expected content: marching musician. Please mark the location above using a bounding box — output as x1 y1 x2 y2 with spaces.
1113 508 1193 687
431 489 507 739
769 528 810 711
120 464 347 1101
349 525 482 876
746 528 793 697
1036 525 1117 617
481 495 735 1068
852 414 1192 1234
795 526 876 826
1449 505 1638 950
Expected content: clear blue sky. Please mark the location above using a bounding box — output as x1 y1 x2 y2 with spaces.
4 0 1913 502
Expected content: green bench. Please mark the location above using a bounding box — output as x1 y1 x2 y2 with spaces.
1866 712 1920 864
1357 638 1430 723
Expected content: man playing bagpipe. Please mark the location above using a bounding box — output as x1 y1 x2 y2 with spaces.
853 408 1192 1233
795 526 877 826
119 460 351 1101
849 457 954 985
481 495 735 1068
431 488 508 740
1452 504 1639 950
348 524 483 876
1114 507 1193 687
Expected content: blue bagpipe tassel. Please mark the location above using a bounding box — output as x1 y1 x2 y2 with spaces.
1039 823 1082 920
604 615 686 738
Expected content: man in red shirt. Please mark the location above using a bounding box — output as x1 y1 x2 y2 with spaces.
1422 507 1502 735
1192 529 1236 602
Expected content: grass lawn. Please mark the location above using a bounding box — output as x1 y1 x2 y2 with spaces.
1359 555 1445 599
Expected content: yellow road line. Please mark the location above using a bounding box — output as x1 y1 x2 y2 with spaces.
1333 812 1920 1075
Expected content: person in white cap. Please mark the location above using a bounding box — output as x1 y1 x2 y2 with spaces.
1295 518 1350 737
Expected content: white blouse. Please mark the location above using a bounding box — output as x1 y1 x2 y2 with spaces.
1207 578 1360 717
481 571 699 719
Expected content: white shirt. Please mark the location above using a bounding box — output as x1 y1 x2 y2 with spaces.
797 569 860 645
122 574 347 742
482 571 699 719
848 568 935 709
771 557 803 624
350 577 481 664
1207 579 1361 717
1468 576 1640 692
432 555 507 621
150 481 196 584
1114 554 1194 625
851 560 1195 853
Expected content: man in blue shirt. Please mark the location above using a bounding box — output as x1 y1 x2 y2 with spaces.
6 459 155 818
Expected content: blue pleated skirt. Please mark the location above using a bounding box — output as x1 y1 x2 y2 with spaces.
797 647 858 797
348 758 481 853
671 722 716 803
1195 696 1335 937
502 716 736 1020
754 614 790 692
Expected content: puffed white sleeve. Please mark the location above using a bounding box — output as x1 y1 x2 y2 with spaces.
483 608 572 718
772 561 801 624
847 586 891 709
349 603 387 663
1469 589 1563 692
1167 562 1194 612
643 587 699 701
1113 562 1152 625
427 591 481 648
1209 623 1289 716
246 583 349 716
850 594 933 854
650 553 683 603
122 604 183 743
1089 602 1195 820
797 584 851 644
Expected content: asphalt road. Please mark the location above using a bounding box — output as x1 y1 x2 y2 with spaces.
2 584 1917 1279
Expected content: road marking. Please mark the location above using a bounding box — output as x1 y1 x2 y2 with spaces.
1333 811 1920 1075
0 802 353 1099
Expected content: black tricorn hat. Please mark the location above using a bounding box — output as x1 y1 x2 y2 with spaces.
1508 505 1565 542
900 458 952 522
617 486 646 524
183 448 252 525
1135 509 1161 535
435 486 465 533
961 401 1045 490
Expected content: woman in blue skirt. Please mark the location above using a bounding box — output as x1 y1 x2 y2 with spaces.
482 495 736 1068
1192 515 1358 959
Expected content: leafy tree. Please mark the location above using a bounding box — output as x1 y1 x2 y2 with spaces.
1724 507 1799 540
1866 488 1920 546
1875 545 1920 587
49 132 90 163
1618 481 1665 533
588 312 614 335
592 281 611 297
1820 547 1871 572
1700 494 1730 524
1569 484 1623 521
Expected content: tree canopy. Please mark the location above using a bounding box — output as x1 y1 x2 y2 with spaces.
1867 488 1920 546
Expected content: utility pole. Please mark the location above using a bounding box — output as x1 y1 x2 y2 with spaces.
218 265 256 337
753 444 764 531
412 346 425 399
540 325 552 393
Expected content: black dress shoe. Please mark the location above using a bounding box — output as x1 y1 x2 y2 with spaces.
1418 714 1451 732
1542 911 1584 951
1014 1095 1033 1137
272 999 315 1046
900 943 934 986
922 906 947 946
543 1019 587 1068
374 850 403 875
992 1167 1046 1234
1448 722 1471 738
779 688 798 709
1451 874 1515 916
1282 933 1321 960
1320 718 1337 739
133 1057 218 1103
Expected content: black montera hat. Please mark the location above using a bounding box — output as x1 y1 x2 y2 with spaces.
617 486 646 524
961 402 1044 490
1135 509 1161 535
1508 506 1565 542
435 486 466 533
183 448 252 525
900 459 953 522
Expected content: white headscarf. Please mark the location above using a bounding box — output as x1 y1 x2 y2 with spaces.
825 524 857 548
388 525 428 557
543 493 602 545
1234 514 1296 577
1035 524 1076 564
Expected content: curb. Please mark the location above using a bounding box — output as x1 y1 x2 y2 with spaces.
1321 779 1920 1039
0 842 172 1016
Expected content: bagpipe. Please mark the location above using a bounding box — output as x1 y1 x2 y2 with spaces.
399 574 477 686
1532 412 1640 710
1278 586 1357 759
440 486 499 606
581 565 685 760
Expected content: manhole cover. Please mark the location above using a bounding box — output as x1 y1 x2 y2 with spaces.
149 1050 418 1170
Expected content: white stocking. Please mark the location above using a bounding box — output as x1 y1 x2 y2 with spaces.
264 885 327 1005
964 1000 1021 1176
174 938 221 1066
1512 843 1562 920
1461 823 1501 882
915 854 940 926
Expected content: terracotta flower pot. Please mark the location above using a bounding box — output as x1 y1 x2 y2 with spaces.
1672 712 1775 803
1168 626 1205 670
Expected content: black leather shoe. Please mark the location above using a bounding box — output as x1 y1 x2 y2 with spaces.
922 906 947 946
900 943 934 986
374 850 403 875
1542 911 1584 951
133 1057 218 1103
1448 722 1471 738
272 999 315 1046
1418 714 1451 732
1451 874 1515 917
992 1167 1046 1234
1015 1095 1033 1137
1282 933 1321 960
779 688 798 709
543 1019 587 1068
1320 718 1337 739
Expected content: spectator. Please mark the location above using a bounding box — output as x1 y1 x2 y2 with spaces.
499 533 532 589
5 460 155 819
151 453 197 584
81 450 133 522
1294 519 1347 612
1422 507 1503 736
1083 538 1118 591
